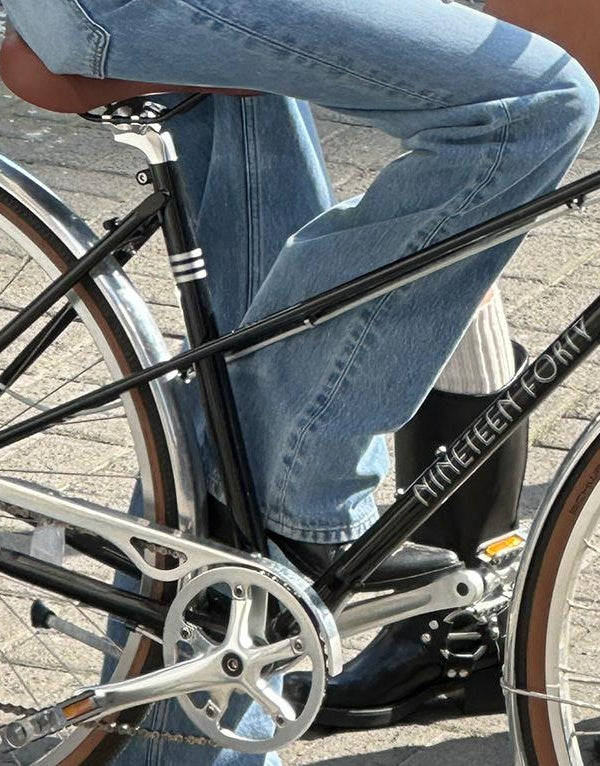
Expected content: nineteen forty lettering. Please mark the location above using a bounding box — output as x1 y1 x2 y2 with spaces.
413 317 592 508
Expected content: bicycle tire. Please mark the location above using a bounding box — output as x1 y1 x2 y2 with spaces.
0 186 179 765
513 429 600 765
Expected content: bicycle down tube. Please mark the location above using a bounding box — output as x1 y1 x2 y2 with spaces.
1 163 600 617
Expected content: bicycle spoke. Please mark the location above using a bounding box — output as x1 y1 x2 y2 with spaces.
561 667 600 686
0 383 122 419
0 644 40 710
0 358 104 427
0 257 31 301
0 303 77 392
62 412 125 426
1 469 134 478
503 683 600 714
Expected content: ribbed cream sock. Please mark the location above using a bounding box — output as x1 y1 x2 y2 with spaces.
436 285 515 395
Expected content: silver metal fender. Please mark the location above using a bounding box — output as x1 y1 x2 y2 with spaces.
505 413 600 765
0 153 204 536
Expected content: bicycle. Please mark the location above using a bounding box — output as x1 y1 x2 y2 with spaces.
0 27 597 766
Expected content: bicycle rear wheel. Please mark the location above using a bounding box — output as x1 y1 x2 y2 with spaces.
512 429 600 765
0 186 181 764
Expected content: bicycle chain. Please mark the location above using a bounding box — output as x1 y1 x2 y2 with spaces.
0 700 216 748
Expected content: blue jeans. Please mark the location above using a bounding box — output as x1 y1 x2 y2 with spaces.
6 0 599 540
4 0 599 763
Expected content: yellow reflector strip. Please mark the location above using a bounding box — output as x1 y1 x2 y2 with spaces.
62 696 97 720
485 534 525 558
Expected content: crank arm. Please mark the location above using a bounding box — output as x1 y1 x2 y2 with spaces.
0 651 226 752
337 568 485 639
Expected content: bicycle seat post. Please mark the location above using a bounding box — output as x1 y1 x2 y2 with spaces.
111 100 268 555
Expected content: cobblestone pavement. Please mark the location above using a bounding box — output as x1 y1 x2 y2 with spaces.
2 19 600 766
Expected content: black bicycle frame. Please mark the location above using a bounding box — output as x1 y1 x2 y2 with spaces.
2 152 600 623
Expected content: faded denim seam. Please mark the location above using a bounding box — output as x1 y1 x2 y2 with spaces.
240 97 262 307
273 299 389 516
420 101 512 249
70 0 110 77
179 0 450 106
142 702 167 765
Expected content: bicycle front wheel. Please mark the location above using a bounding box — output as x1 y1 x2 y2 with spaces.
0 185 182 764
512 429 600 765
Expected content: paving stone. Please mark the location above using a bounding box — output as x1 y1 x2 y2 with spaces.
498 275 546 311
562 357 600 393
532 415 589 451
506 282 600 333
525 214 600 241
520 444 568 516
503 234 600 286
564 390 600 420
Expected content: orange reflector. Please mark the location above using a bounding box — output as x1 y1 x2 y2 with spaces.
484 534 525 558
62 696 97 720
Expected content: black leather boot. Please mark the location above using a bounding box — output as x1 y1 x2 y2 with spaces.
285 342 529 729
285 607 505 728
269 532 461 592
397 341 529 565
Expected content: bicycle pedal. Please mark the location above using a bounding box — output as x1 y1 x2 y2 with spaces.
0 694 97 751
476 528 527 569
30 599 122 659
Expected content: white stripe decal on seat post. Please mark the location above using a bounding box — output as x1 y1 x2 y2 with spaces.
175 269 208 283
169 252 202 263
169 248 207 282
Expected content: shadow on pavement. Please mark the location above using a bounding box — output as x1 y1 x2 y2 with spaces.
295 697 513 766
295 730 511 766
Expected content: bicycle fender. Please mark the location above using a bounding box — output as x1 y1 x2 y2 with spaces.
0 152 206 538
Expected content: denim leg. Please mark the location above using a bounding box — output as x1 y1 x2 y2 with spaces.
232 85 600 542
109 695 281 766
162 92 384 502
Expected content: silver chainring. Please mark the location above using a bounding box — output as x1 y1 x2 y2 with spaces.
162 565 327 753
